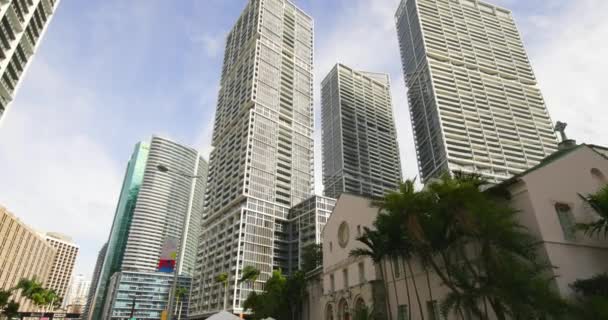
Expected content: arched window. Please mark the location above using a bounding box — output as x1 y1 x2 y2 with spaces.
591 168 607 187
339 298 350 320
325 304 335 320
355 297 366 312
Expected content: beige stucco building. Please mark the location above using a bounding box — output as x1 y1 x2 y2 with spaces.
498 144 608 298
0 206 56 311
44 232 79 306
310 144 608 320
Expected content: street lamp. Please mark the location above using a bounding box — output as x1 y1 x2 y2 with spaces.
156 164 205 320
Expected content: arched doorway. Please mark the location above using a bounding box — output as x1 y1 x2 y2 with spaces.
339 298 350 320
325 303 335 320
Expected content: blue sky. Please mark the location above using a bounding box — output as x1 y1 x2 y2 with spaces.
0 0 607 278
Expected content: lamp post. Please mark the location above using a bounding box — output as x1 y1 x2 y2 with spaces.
156 164 205 320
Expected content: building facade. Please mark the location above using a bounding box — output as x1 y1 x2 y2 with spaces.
287 195 336 274
190 0 314 317
64 274 90 313
95 136 207 320
395 0 558 183
82 243 106 320
102 271 191 320
0 206 56 311
44 232 79 307
319 195 389 320
321 64 402 199
88 142 150 320
0 0 60 123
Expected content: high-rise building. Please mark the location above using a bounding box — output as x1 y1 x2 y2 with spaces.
92 136 207 320
287 195 336 274
64 273 90 312
189 0 314 317
44 232 79 306
395 0 558 183
0 206 56 312
0 0 61 123
88 142 150 320
321 63 402 199
82 243 106 320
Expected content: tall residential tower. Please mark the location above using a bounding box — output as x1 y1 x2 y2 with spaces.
395 0 558 183
190 0 314 317
0 0 60 123
321 63 402 199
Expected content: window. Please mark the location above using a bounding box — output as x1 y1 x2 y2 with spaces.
393 257 401 278
427 300 442 320
555 203 576 241
591 168 607 187
330 274 335 292
358 262 365 283
398 305 409 320
357 225 362 237
343 268 349 289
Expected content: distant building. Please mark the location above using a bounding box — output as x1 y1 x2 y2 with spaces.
81 243 107 320
64 273 90 312
0 206 56 311
287 195 336 274
395 0 558 183
90 136 208 320
0 0 61 123
321 64 402 199
44 232 79 307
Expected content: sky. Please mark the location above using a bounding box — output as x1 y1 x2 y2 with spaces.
0 0 607 279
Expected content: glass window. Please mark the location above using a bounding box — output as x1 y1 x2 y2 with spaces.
427 300 442 320
398 305 409 320
330 274 335 293
555 203 576 241
343 268 349 289
358 262 365 284
393 257 401 278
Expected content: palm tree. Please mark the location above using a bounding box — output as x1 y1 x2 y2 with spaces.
174 287 188 320
578 185 608 237
350 228 393 320
215 273 229 311
239 266 261 289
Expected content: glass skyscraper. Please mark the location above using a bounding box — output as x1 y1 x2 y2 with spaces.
395 0 558 183
89 137 208 320
189 0 314 317
0 0 60 123
321 63 402 199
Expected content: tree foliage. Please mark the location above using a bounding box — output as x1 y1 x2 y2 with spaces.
355 173 569 320
578 185 608 238
243 270 306 320
301 244 323 273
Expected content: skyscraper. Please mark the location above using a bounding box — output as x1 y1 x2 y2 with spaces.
0 0 60 123
88 142 150 320
44 232 79 306
321 63 402 199
395 0 558 183
189 0 314 317
90 136 208 320
82 243 106 320
64 273 90 312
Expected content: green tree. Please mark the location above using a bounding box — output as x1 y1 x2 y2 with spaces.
215 273 229 310
2 300 19 320
239 266 261 288
570 273 608 319
370 174 568 320
301 244 323 273
174 286 189 320
243 270 306 320
578 185 608 238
